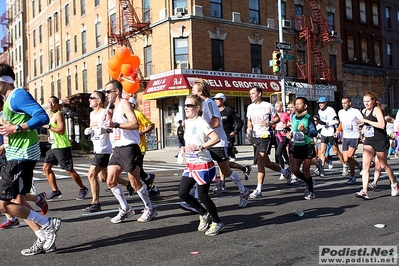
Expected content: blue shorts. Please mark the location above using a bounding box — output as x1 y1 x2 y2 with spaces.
182 161 217 185
342 138 358 151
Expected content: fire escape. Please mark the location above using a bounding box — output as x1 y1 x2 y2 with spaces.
295 0 335 84
0 11 12 61
108 0 151 80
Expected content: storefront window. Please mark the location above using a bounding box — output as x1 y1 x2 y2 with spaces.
162 97 182 147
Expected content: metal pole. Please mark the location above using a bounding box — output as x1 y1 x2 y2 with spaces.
278 0 286 110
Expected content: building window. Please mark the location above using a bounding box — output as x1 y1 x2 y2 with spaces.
74 35 77 53
33 29 36 47
55 13 59 32
210 0 222 18
38 0 41 12
40 86 44 104
174 38 188 68
81 30 87 54
48 17 52 36
34 59 37 76
359 0 366 23
249 0 259 24
18 46 21 62
281 2 286 20
67 74 71 96
50 49 54 67
361 38 368 63
56 46 60 66
372 3 379 26
144 46 152 76
51 79 55 96
18 21 21 37
95 0 100 7
386 7 392 28
347 35 355 61
374 41 381 66
387 43 393 66
39 25 42 43
346 0 353 20
82 69 87 92
73 0 76 16
173 0 187 9
34 86 37 100
75 72 78 90
327 12 334 32
211 39 224 71
65 4 70 26
96 63 102 90
250 44 262 73
81 0 86 16
95 21 101 48
57 78 61 99
143 0 150 23
32 0 35 18
66 40 70 61
39 55 43 74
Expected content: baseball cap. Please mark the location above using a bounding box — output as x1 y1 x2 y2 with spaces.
128 97 137 106
212 93 226 102
317 97 327 103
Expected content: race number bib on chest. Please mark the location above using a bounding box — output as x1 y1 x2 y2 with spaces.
293 132 305 143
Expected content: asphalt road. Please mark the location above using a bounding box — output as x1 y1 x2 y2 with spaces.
1 151 399 266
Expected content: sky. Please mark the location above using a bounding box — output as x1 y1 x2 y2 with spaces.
0 1 5 53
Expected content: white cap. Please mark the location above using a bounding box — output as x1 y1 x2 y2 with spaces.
212 93 226 102
128 97 137 106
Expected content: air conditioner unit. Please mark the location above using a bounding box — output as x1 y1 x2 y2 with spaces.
174 7 187 15
331 30 338 38
267 18 275 28
179 62 190 69
282 20 291 29
252 68 261 74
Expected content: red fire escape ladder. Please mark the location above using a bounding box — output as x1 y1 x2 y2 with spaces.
307 0 330 45
309 32 334 82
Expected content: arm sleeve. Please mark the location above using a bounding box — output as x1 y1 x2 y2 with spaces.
307 116 318 137
232 111 244 132
11 89 49 129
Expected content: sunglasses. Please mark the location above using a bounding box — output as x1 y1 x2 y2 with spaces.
89 96 98 100
105 89 116 94
184 104 196 108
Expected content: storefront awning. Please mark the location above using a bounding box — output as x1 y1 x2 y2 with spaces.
143 69 281 100
285 82 336 102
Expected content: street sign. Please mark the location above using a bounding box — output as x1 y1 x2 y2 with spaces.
275 42 291 50
283 54 294 60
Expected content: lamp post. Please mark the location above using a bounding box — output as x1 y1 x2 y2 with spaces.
278 0 286 110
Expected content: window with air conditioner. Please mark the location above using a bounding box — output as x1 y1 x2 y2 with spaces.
174 7 187 15
179 62 190 69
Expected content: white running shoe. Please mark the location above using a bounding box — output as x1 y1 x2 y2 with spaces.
137 208 158 222
249 190 262 199
111 207 135 224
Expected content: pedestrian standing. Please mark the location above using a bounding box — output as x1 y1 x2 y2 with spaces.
104 80 157 223
43 96 89 201
82 91 113 212
246 86 291 199
355 91 399 199
177 94 225 236
175 120 185 157
0 63 61 255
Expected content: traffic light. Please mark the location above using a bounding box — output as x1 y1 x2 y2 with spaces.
272 51 282 75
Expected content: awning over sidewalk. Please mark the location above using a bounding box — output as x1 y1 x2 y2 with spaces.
285 82 336 102
143 69 281 100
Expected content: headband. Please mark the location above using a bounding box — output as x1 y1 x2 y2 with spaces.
0 76 14 84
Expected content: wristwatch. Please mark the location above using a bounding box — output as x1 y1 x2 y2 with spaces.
15 124 22 133
198 145 204 151
114 122 120 128
47 124 51 129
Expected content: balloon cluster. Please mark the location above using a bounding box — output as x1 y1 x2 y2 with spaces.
107 46 141 94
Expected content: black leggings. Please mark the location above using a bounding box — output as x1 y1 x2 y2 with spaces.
178 177 221 223
276 136 289 168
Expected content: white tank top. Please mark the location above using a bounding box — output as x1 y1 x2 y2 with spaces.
112 99 140 147
91 109 113 154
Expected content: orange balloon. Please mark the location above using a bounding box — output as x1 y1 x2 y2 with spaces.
128 55 141 69
108 56 121 72
108 68 120 80
121 64 135 76
122 78 140 94
115 46 131 63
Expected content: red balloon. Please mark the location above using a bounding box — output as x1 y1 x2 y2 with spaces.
115 46 131 63
121 64 135 76
128 55 141 69
108 68 120 80
122 78 140 94
108 56 121 72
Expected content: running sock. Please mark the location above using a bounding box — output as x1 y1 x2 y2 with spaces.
256 184 262 192
297 172 314 192
27 210 51 227
280 167 288 175
229 171 245 192
35 229 46 242
137 186 154 210
111 184 129 211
